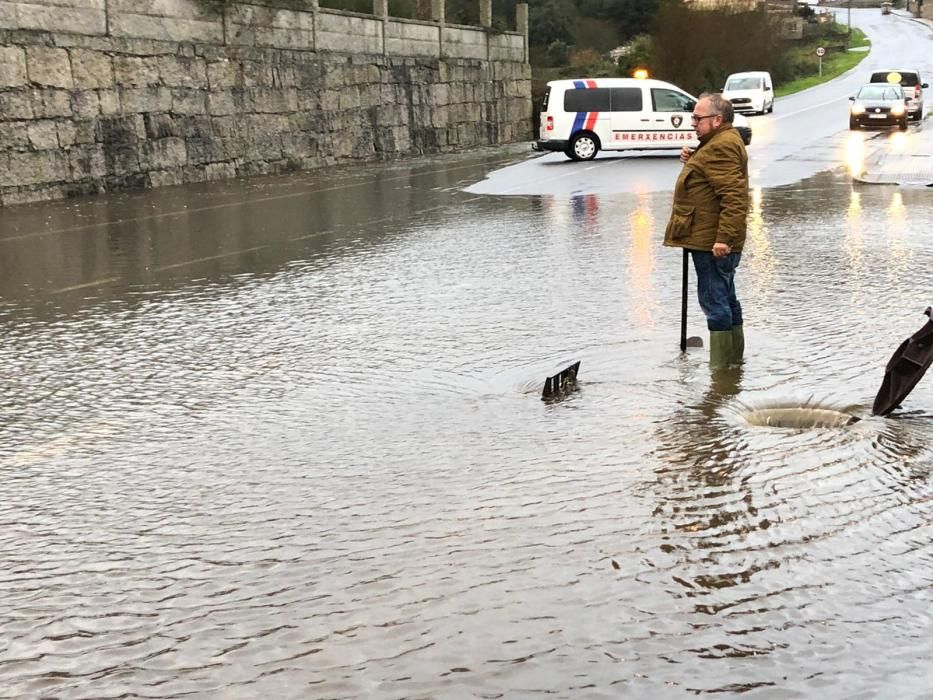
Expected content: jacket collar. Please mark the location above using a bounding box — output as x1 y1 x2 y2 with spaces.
697 123 733 147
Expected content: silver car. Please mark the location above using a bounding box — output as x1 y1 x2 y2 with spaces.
869 70 927 120
849 83 908 130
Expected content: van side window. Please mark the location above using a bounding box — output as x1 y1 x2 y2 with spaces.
609 87 643 112
564 88 611 113
651 88 695 113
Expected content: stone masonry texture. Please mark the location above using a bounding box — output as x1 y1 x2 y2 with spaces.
0 9 530 206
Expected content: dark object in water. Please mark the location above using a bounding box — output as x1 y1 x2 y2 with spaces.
680 250 703 351
542 361 580 400
872 307 933 416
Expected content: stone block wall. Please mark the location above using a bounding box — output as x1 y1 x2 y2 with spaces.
0 0 530 206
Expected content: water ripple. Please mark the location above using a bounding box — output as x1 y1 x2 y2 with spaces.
0 158 932 697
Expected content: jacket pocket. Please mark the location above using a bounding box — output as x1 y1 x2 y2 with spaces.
665 204 695 241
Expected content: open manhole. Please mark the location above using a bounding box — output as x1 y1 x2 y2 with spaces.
736 308 933 428
737 399 860 430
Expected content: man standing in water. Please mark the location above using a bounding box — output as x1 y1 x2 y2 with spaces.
664 92 749 369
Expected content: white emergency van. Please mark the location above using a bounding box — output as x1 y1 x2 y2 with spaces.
722 71 774 115
533 77 752 161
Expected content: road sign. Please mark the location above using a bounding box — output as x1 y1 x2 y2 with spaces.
816 47 825 57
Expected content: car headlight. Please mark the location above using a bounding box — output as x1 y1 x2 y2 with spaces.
851 103 865 115
891 103 905 115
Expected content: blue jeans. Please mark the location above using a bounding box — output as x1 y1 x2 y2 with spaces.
691 251 743 332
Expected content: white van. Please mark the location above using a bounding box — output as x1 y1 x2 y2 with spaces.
722 71 774 115
533 77 752 161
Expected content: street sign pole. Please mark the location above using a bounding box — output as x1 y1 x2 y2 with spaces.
816 46 825 77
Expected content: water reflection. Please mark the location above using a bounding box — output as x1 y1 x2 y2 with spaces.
844 188 867 311
846 132 866 177
745 186 774 306
886 190 910 271
646 369 788 681
627 194 657 329
570 193 600 231
888 130 908 153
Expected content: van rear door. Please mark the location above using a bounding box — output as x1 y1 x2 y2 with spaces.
538 84 552 139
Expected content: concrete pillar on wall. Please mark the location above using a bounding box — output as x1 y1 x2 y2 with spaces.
480 0 492 27
516 3 529 64
432 0 444 57
310 0 319 54
374 0 388 55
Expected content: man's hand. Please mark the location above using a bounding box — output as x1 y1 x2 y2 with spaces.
712 242 731 257
679 146 695 163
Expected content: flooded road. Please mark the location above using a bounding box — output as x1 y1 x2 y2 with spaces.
4 8 933 689
2 132 933 697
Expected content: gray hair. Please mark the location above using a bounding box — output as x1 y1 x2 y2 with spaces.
699 92 734 123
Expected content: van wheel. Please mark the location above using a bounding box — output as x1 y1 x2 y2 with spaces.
849 117 859 130
899 117 908 130
767 102 774 114
568 133 599 161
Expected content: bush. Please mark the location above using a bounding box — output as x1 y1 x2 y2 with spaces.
569 47 603 69
615 34 653 77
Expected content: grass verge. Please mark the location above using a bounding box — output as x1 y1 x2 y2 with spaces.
775 28 870 97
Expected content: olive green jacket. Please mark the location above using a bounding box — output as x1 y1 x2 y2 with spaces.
663 124 749 252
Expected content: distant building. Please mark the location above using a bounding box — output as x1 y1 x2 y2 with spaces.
779 16 804 37
685 0 762 8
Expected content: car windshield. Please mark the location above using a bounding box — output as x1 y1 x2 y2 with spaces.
727 77 762 90
869 71 920 87
858 86 903 100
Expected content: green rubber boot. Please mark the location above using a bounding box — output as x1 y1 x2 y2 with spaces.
709 330 734 370
731 324 745 365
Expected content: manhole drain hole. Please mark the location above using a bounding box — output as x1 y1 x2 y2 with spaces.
740 403 860 429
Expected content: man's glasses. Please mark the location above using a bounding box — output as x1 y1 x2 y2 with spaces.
690 114 718 123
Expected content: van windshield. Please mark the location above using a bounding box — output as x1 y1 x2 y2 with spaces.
727 77 762 90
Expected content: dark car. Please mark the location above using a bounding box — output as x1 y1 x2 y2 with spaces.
868 69 927 120
849 83 908 130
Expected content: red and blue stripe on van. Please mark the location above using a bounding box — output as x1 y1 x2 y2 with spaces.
571 79 600 135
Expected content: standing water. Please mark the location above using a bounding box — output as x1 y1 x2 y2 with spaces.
1 147 932 697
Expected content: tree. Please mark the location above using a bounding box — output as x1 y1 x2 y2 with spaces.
574 16 619 53
651 3 783 94
604 0 662 43
529 0 577 47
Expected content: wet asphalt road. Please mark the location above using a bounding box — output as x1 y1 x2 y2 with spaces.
1 8 933 699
